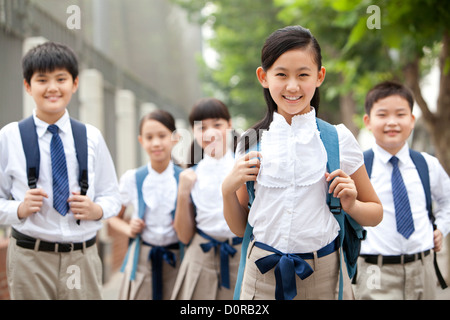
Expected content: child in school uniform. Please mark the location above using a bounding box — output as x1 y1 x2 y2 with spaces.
222 25 383 300
170 97 242 300
355 81 450 300
109 110 182 300
0 41 121 299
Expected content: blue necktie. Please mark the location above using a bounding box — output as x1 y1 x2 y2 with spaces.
390 156 414 239
48 125 70 216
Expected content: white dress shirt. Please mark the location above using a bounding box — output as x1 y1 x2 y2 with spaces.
360 143 450 255
236 109 364 253
191 150 236 238
0 110 121 242
119 161 179 246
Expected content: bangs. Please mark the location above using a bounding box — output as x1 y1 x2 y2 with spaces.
23 42 78 83
189 98 231 126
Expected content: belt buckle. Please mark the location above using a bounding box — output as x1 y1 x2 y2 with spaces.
58 242 74 252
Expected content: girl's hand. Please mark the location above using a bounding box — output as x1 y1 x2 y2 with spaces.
178 169 197 197
129 218 146 238
325 169 357 213
222 151 262 195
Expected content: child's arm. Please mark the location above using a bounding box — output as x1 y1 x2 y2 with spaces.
326 164 383 226
17 188 48 219
173 169 197 244
108 205 145 238
222 151 261 237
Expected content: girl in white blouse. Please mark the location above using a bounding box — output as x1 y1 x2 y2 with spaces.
109 110 182 300
171 98 242 300
222 26 382 300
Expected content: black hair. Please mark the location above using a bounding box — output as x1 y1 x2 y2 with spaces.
139 109 177 134
187 98 238 167
241 25 323 153
365 81 415 115
22 42 79 84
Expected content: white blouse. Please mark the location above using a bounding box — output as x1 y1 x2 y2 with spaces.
191 151 236 238
237 109 363 253
119 161 178 246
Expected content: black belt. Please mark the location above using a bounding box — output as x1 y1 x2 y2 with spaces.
12 228 96 252
361 250 431 265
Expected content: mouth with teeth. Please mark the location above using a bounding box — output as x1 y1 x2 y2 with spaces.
283 95 302 102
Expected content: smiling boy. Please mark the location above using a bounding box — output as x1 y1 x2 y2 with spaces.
355 81 450 299
0 42 121 299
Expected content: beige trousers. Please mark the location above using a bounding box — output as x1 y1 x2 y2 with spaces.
239 240 354 300
7 237 103 300
354 252 437 300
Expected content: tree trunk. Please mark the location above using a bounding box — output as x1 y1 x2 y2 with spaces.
403 31 450 175
339 91 359 138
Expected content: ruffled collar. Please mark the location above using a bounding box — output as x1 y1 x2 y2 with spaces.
142 161 177 212
257 108 328 188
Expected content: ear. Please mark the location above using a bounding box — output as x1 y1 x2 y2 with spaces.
24 79 32 95
256 67 269 88
72 76 79 93
363 114 371 130
138 135 144 147
316 66 326 88
171 132 180 146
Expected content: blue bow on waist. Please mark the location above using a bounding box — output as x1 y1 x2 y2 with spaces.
254 237 339 300
197 229 242 289
146 242 177 300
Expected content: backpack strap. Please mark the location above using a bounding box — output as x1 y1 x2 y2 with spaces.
18 116 40 189
233 142 259 300
363 148 375 179
70 118 89 196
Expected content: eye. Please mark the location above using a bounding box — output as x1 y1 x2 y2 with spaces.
275 73 286 77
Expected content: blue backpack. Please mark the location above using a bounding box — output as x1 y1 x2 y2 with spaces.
364 148 447 289
120 163 184 281
234 118 366 300
18 115 88 225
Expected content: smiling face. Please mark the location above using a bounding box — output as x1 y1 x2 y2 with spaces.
256 48 325 123
24 68 79 124
363 95 415 155
139 119 178 167
193 117 232 159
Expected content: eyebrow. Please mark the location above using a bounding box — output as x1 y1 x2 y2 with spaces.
273 66 312 72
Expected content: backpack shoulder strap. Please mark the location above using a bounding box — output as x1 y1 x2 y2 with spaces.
18 116 40 189
70 118 89 196
316 119 341 214
363 148 375 178
135 165 149 220
409 149 432 221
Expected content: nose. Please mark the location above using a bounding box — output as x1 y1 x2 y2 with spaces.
47 79 58 92
286 77 299 92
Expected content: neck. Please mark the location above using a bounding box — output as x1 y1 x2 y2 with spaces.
150 158 171 173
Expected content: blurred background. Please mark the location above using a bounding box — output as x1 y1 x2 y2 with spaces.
0 0 449 299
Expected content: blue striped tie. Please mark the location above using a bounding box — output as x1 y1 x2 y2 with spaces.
390 156 414 239
48 125 70 216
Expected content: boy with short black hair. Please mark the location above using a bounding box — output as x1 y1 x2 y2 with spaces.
355 80 450 299
0 41 121 299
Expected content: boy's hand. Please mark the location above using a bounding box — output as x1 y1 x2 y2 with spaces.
17 188 48 219
434 229 443 252
326 169 357 213
68 191 103 221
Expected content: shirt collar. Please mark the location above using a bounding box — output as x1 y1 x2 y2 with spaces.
374 142 410 165
33 109 70 138
146 160 174 179
272 107 316 131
